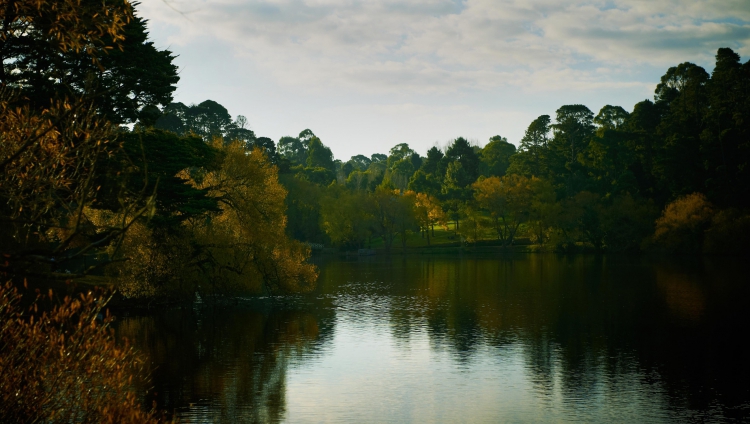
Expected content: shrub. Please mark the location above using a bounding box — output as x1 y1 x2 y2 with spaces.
0 282 168 423
652 193 715 253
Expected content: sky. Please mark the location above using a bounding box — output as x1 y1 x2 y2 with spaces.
138 0 750 160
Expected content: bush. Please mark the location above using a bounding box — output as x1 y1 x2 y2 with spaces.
652 193 715 253
0 282 168 423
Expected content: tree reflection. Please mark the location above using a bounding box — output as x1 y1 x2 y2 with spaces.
116 256 749 422
116 302 334 423
319 255 750 420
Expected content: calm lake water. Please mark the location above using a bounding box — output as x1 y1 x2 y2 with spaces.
117 254 750 423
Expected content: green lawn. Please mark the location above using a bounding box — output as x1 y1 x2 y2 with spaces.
364 221 532 249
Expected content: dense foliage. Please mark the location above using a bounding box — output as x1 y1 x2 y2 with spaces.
0 0 747 416
195 47 747 254
0 0 316 418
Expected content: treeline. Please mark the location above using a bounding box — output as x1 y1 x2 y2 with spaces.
149 48 750 254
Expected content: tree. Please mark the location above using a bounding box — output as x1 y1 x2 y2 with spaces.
507 115 551 178
472 175 533 245
306 136 335 171
702 48 750 207
250 136 278 163
0 1 178 124
527 177 559 245
349 154 372 170
225 115 256 147
0 0 162 281
389 157 415 190
553 105 595 163
371 153 387 163
394 191 419 249
387 143 416 167
441 137 480 184
156 100 236 142
421 146 444 175
408 169 441 197
594 105 630 130
584 105 638 196
654 62 710 197
480 135 516 177
278 135 308 165
550 105 595 195
186 141 318 294
652 193 715 254
369 187 415 251
320 186 373 249
600 193 657 252
0 284 164 423
412 192 445 245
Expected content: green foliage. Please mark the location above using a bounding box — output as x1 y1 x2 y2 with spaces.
279 135 308 165
480 135 516 177
306 136 335 171
0 0 178 125
320 186 373 249
97 129 222 227
507 115 551 178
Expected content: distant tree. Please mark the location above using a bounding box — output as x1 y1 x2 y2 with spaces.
412 192 445 244
226 115 256 146
594 105 630 130
306 137 335 171
369 187 397 250
702 48 750 207
473 175 533 245
652 193 715 253
550 105 595 194
408 170 442 197
250 137 278 163
654 62 710 197
442 137 480 184
584 105 638 196
299 128 316 143
507 115 551 178
349 155 372 170
387 143 416 167
278 136 308 165
371 153 388 163
421 146 444 176
389 158 416 191
480 135 516 177
156 100 235 142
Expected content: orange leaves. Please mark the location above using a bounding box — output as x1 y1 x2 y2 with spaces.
652 193 715 253
0 0 133 60
0 281 168 423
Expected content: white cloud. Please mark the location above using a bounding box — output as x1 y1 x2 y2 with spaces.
139 0 749 156
144 0 749 95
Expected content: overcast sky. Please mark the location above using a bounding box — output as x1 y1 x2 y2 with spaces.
139 0 750 160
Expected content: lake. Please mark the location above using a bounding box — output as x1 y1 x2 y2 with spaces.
116 254 750 423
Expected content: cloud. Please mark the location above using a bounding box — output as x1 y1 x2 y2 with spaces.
144 0 749 97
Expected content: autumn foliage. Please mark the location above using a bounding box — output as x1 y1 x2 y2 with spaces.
0 282 167 423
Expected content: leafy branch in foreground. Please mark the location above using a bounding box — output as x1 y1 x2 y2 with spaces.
0 282 170 423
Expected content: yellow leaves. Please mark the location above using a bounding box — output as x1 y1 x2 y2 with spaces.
0 0 133 60
0 282 165 423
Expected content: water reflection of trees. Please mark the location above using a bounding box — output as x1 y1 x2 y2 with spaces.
322 255 750 420
116 302 334 423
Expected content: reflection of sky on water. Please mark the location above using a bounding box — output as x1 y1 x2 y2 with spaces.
119 255 750 423
284 289 671 423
